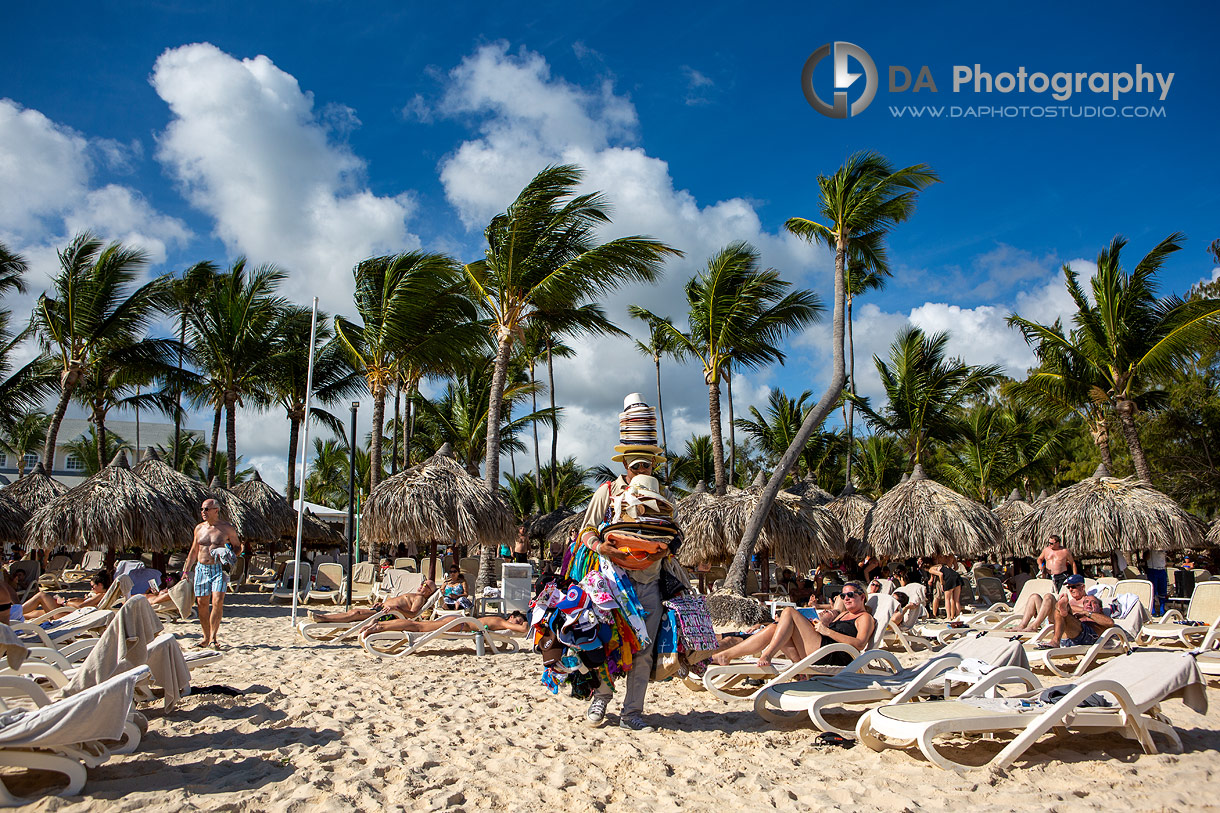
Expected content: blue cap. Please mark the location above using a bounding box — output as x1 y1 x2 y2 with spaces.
1064 574 1085 585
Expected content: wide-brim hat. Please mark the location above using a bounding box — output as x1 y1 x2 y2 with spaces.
610 444 666 465
625 474 672 510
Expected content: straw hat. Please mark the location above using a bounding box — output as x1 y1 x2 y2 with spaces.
609 473 674 522
610 392 666 464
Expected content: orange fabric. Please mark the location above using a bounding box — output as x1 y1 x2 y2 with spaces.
603 530 669 570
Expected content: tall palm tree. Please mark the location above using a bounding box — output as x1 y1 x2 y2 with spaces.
852 326 1004 466
188 259 286 486
734 388 846 483
269 306 363 499
62 426 131 477
0 246 55 435
1008 233 1220 482
167 261 217 469
465 164 679 588
154 432 209 479
72 350 182 469
851 434 905 498
34 232 172 468
668 434 715 492
335 251 478 494
0 411 51 476
938 403 1069 503
628 306 679 477
725 152 937 596
842 252 890 487
634 242 822 495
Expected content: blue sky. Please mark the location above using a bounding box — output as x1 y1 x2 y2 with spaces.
3 1 1218 491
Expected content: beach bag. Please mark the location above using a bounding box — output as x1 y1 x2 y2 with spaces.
664 594 718 655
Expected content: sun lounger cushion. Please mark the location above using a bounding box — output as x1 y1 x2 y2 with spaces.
0 666 148 748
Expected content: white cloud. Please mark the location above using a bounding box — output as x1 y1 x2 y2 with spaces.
429 43 832 471
150 43 419 309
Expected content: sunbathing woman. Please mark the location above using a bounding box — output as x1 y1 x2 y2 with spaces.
311 578 437 624
441 566 471 611
1 569 112 623
361 610 529 637
710 581 876 668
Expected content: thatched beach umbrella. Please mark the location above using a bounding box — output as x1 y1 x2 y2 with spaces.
863 464 1003 560
361 444 514 579
1006 464 1206 557
25 451 196 553
546 512 585 551
993 488 1035 534
529 508 574 543
677 472 845 581
1207 519 1220 548
232 471 299 540
300 509 343 548
0 494 29 545
1 461 69 512
132 448 210 516
207 478 276 545
826 484 874 560
784 475 833 505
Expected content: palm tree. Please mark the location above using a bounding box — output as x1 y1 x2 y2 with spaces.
304 437 351 507
269 306 363 499
842 251 890 487
71 349 182 469
0 411 51 476
629 306 680 478
734 388 846 484
62 427 131 477
154 432 210 479
668 434 715 491
0 243 27 299
335 251 478 494
34 232 172 468
188 259 286 485
852 326 1003 466
634 242 822 495
465 164 679 588
938 403 1069 502
0 246 55 435
1008 233 1220 482
725 152 937 596
167 262 217 469
851 434 905 497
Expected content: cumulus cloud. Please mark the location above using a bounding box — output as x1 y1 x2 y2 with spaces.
433 42 830 472
150 43 420 308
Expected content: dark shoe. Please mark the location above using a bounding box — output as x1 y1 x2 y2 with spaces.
618 715 655 732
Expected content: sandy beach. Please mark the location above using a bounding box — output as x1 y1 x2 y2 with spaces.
8 592 1218 812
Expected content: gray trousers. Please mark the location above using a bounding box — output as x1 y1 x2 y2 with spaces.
596 575 663 718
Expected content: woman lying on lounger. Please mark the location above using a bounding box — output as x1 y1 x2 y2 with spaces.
361 610 529 637
309 579 438 624
0 569 113 623
709 580 876 668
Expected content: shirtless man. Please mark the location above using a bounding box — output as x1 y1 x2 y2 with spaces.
512 526 530 564
1045 576 1114 647
311 578 437 624
183 498 241 649
1037 534 1077 591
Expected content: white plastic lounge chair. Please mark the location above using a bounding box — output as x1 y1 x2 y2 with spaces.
270 563 311 603
1190 616 1220 677
371 569 423 605
153 578 195 623
753 636 1036 737
9 576 133 649
1137 581 1220 646
392 557 417 571
7 562 40 602
361 614 521 658
36 557 72 592
59 552 105 585
306 563 346 604
347 562 377 604
296 570 434 644
855 650 1207 771
0 665 149 805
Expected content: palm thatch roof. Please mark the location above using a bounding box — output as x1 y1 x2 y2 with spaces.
207 477 276 544
676 478 845 572
0 493 29 545
993 488 1035 533
784 475 833 505
25 451 196 552
546 511 585 549
529 508 574 542
301 509 344 546
826 485 875 560
1207 519 1220 547
361 444 514 549
1 462 69 512
132 448 211 516
1006 464 1206 557
863 464 1003 559
232 471 299 539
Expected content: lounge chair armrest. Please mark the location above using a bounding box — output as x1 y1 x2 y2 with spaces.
767 643 862 685
889 656 964 703
0 674 54 706
1160 610 1184 623
7 622 54 648
23 646 73 671
840 648 903 676
961 665 1042 698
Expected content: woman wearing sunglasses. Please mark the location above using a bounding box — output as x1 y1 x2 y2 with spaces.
711 581 876 668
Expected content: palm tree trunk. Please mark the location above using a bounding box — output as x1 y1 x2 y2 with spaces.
726 367 735 486
225 392 238 486
708 377 727 495
1089 414 1114 472
1115 399 1152 482
392 383 401 475
478 333 514 591
530 360 542 492
95 407 106 470
404 387 414 469
845 292 856 489
369 385 385 491
42 370 79 469
726 242 848 596
286 411 301 500
174 311 185 470
547 339 558 496
134 389 141 459
654 354 668 482
208 405 222 480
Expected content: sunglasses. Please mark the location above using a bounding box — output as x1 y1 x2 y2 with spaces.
629 462 653 470
840 591 862 599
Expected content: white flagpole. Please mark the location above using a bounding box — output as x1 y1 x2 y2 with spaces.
291 297 319 627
